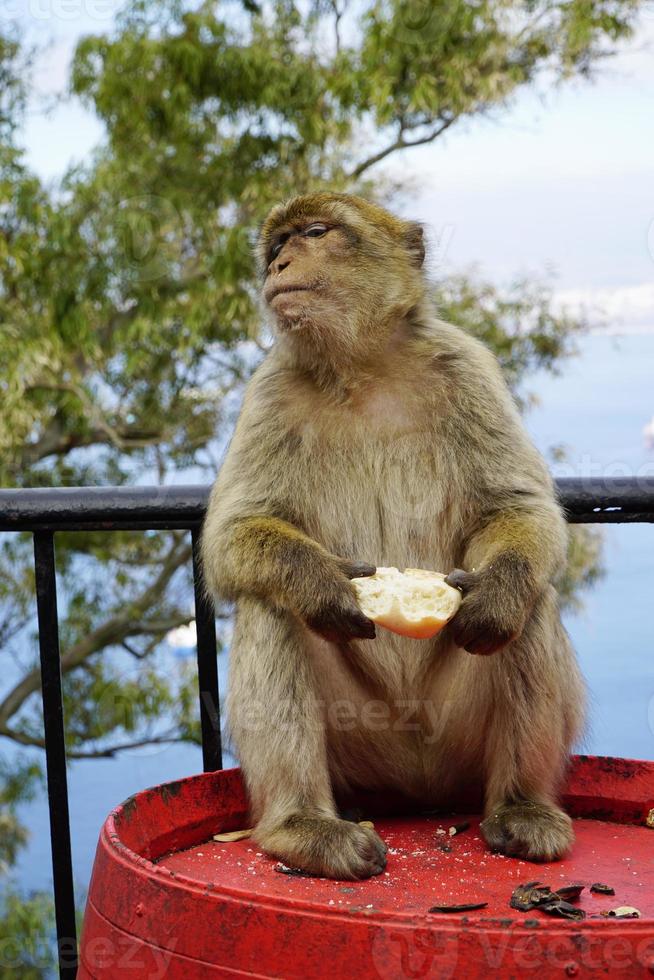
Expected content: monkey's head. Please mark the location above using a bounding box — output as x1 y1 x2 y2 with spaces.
258 193 426 369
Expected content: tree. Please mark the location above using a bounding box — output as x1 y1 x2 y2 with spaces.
0 890 55 979
0 0 641 894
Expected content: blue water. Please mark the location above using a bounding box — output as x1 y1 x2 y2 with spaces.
7 332 654 904
524 332 654 759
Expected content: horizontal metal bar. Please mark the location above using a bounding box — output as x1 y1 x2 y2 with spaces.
0 485 208 531
0 519 203 533
557 477 654 522
0 478 653 531
566 512 654 524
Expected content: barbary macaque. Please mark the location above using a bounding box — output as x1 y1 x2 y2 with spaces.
201 193 585 879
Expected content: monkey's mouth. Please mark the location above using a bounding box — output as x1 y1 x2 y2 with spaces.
265 283 317 304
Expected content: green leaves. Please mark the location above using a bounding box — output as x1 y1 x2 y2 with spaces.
0 758 43 874
0 889 55 978
0 32 27 142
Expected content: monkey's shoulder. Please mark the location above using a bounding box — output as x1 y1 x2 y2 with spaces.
415 318 502 379
412 318 526 419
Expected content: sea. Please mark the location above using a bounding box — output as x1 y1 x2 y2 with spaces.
6 331 654 910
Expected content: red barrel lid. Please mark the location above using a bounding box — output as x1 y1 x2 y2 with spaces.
79 756 654 979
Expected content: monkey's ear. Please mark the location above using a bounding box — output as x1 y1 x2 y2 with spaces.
404 222 425 268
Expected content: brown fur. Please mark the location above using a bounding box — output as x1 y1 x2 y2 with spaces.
201 193 585 879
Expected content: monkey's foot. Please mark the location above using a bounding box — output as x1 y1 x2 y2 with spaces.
480 801 573 862
257 814 388 880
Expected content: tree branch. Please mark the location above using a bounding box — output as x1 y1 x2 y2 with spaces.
19 413 69 469
0 538 193 729
349 115 458 179
24 382 164 452
18 415 162 472
0 725 188 758
329 0 345 55
120 635 163 660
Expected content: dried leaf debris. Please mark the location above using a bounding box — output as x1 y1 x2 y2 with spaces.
590 883 615 896
429 902 489 914
509 881 586 920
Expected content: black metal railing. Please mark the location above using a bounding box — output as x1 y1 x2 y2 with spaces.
0 476 653 979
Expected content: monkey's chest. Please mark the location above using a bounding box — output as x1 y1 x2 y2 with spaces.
291 428 456 567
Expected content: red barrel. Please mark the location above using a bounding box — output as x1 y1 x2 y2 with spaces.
79 757 654 978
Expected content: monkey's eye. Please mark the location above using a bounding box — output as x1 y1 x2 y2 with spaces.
270 233 290 260
302 223 329 239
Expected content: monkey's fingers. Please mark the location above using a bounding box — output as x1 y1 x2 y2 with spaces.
462 635 509 656
331 605 377 640
345 608 377 639
445 568 477 594
450 619 515 656
340 560 377 579
308 604 376 641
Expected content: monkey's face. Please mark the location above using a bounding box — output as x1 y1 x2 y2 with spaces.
259 195 426 366
262 219 356 333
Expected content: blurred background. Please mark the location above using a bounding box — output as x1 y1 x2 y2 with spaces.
0 0 653 973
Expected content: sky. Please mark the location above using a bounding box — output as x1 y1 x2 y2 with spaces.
7 1 654 331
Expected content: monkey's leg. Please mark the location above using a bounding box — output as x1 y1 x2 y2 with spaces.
228 597 387 880
478 592 584 862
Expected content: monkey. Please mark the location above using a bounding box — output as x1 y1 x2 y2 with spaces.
200 192 585 880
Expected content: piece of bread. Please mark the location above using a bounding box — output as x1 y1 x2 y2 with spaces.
351 566 462 640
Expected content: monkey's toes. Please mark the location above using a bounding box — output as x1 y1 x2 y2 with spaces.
257 814 388 880
480 801 573 862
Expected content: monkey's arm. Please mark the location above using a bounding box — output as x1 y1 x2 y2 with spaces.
446 499 566 655
442 341 567 655
203 513 376 640
200 394 376 642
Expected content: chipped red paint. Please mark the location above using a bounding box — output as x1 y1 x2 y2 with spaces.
78 757 654 979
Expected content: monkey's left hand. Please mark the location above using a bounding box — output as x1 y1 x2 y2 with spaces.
445 559 534 655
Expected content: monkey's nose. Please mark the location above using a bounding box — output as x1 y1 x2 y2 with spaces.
274 258 291 273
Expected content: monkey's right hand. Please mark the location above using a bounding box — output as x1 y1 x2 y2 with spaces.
303 559 377 643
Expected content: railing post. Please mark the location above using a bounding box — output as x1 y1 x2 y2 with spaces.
33 531 78 979
191 528 223 771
